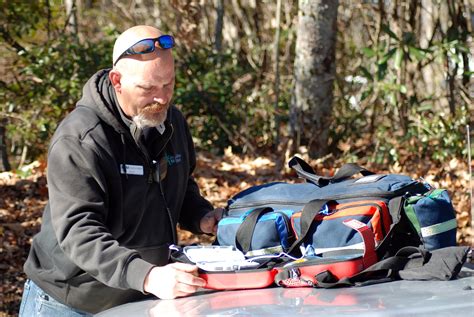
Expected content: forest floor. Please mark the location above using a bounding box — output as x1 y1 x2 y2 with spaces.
0 150 472 316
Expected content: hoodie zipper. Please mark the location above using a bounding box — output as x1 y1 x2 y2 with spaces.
122 123 177 243
154 125 177 244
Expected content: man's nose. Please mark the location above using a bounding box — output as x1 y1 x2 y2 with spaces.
153 97 168 105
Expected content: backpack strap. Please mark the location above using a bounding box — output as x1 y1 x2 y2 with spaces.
289 156 375 186
287 199 327 256
235 207 274 254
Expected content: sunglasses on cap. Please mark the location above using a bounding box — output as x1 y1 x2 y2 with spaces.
113 34 175 65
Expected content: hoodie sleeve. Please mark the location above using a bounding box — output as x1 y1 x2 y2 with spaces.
47 136 153 293
177 119 214 233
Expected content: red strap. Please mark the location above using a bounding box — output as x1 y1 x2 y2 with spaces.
342 219 377 268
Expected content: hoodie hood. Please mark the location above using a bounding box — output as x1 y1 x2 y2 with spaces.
77 69 129 135
78 69 173 147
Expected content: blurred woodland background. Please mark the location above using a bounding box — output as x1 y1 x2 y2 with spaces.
0 0 473 316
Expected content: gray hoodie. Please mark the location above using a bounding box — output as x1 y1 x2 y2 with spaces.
24 69 213 314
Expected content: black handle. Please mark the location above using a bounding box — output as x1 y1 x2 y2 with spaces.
287 199 328 255
289 156 375 186
235 207 274 254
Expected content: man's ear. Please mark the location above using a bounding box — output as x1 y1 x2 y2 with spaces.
109 69 122 93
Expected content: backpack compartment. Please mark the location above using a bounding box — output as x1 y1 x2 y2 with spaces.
404 189 457 250
217 208 296 255
291 199 391 254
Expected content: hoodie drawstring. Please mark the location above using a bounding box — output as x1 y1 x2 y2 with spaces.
120 133 128 179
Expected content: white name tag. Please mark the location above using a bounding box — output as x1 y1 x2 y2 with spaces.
120 164 144 175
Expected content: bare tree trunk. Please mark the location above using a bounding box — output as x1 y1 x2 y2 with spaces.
214 0 224 53
273 0 282 147
65 0 78 36
290 0 339 158
0 119 11 172
420 0 436 96
18 144 28 169
150 1 163 30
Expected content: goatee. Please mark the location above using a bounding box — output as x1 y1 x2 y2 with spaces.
132 102 168 129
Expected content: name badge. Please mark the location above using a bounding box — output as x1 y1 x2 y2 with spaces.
120 164 144 175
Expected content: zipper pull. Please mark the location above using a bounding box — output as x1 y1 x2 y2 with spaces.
150 160 160 183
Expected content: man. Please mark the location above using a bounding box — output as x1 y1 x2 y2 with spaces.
19 25 223 316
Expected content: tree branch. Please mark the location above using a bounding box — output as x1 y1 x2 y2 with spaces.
0 25 27 54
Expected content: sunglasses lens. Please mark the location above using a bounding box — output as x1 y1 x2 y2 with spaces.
115 35 175 65
130 39 155 54
158 35 175 49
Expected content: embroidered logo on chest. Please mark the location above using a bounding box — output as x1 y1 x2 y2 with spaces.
165 153 182 166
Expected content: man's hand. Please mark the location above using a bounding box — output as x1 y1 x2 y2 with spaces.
199 208 224 234
143 263 206 299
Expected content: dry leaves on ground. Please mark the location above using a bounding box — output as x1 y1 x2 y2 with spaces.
0 153 472 316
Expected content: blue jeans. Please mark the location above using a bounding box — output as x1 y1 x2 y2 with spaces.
19 279 92 317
